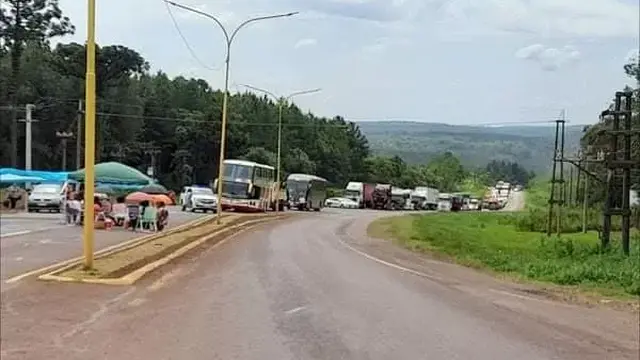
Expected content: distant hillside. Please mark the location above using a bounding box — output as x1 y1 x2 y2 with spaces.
356 121 584 174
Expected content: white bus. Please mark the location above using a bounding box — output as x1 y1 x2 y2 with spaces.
213 159 278 212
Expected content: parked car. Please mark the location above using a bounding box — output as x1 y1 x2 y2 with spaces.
325 197 359 209
182 186 217 213
28 183 64 212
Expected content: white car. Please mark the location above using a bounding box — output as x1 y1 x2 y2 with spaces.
28 183 64 212
182 187 217 213
324 197 358 209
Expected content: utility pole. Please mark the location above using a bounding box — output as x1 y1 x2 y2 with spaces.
18 104 37 171
601 91 636 254
547 113 566 236
557 112 566 233
568 165 574 206
76 100 83 169
141 143 161 178
56 131 74 170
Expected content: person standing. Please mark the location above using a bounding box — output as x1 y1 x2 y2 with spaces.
6 183 22 210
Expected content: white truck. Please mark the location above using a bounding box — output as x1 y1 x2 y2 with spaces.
344 181 364 208
411 186 439 210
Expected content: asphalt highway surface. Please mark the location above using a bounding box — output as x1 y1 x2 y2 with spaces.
0 207 206 282
1 208 637 359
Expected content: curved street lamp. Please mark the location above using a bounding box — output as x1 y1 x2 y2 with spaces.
164 0 298 222
238 84 322 213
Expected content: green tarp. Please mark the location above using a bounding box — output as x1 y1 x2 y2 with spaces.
68 162 152 185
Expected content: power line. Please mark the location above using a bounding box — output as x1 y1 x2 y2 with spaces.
163 0 220 71
94 111 349 128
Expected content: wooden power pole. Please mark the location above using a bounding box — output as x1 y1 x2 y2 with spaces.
601 91 637 255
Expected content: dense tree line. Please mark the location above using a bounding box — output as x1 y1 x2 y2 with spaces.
0 0 533 194
485 160 535 186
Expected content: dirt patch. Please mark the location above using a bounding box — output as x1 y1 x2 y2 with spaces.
58 213 288 280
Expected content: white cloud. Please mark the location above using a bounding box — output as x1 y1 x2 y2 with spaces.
438 0 639 38
515 44 581 71
294 38 317 49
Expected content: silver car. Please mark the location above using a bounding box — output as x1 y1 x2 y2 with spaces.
28 184 63 212
183 187 217 213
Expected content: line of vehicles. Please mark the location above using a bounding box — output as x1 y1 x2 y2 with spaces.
180 159 329 213
178 158 517 214
341 182 482 212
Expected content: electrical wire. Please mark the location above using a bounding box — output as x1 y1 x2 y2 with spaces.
94 111 350 128
163 0 220 71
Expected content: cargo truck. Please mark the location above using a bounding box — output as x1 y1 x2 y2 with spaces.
372 184 392 210
411 187 439 210
344 181 374 209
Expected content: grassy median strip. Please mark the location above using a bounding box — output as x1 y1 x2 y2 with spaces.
55 213 281 281
369 213 640 299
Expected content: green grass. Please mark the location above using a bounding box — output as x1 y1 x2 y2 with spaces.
523 179 550 210
520 178 631 233
375 212 640 298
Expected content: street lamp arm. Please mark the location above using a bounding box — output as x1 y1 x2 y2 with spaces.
239 83 278 100
286 88 322 101
229 12 299 44
164 0 230 43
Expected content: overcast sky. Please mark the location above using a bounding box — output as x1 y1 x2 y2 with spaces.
56 0 639 125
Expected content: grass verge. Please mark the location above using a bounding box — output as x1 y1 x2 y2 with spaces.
369 212 640 299
56 213 282 281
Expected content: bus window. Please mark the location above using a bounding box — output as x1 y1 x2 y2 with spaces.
223 163 252 180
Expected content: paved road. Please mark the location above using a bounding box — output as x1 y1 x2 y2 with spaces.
1 208 636 360
502 190 526 211
0 207 207 282
0 213 64 237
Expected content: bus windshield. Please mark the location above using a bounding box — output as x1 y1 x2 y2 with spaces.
221 181 250 199
223 163 252 180
286 180 308 193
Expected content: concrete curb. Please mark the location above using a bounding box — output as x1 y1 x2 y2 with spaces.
37 215 287 285
4 214 217 284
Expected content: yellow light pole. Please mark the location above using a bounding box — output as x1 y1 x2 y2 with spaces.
83 0 97 269
238 84 321 213
165 1 297 223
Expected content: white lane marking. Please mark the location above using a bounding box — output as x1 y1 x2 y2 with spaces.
1 226 67 239
1 230 32 238
285 306 306 315
337 230 566 307
39 239 51 244
336 235 449 283
128 298 148 307
14 257 23 262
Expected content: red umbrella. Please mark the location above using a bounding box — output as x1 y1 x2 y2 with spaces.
151 194 173 205
125 191 155 205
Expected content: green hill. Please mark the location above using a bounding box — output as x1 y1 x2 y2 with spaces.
356 121 585 174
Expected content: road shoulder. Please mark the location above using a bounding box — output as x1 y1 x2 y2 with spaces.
335 213 639 355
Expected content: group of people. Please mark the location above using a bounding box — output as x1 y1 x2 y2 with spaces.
63 189 170 232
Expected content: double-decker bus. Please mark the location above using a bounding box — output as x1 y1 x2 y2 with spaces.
213 159 278 212
285 173 328 211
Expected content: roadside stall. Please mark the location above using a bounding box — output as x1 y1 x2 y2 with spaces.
68 162 153 229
